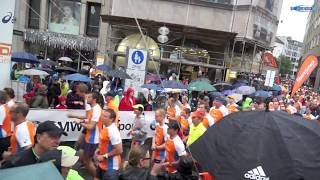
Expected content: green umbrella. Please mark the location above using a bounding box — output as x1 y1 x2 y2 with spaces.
188 80 216 91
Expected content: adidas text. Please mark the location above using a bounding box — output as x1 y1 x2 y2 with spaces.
244 173 269 180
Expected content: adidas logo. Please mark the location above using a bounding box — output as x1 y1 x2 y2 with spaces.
244 166 269 180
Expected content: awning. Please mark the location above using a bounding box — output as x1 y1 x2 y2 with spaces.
24 29 98 51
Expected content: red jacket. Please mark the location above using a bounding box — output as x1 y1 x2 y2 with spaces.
119 88 136 111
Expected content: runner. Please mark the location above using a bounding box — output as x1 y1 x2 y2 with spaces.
2 103 35 161
164 121 187 173
68 91 103 177
151 109 168 164
0 90 11 161
167 97 181 122
226 95 239 114
128 104 148 147
187 110 207 147
209 96 229 123
95 108 123 180
177 108 191 143
197 103 214 128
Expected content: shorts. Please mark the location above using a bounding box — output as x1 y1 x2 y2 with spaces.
0 136 11 161
79 142 98 157
96 167 119 180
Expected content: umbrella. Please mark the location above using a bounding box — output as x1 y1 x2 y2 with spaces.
236 86 256 95
273 85 281 91
11 52 40 64
213 82 232 91
107 69 131 79
141 83 163 91
209 91 224 99
96 64 112 72
190 111 320 180
63 73 92 82
0 162 63 180
228 93 243 103
223 89 236 96
39 60 58 66
255 90 272 98
162 80 187 89
188 80 216 92
18 69 49 76
58 57 73 62
55 66 77 73
145 73 162 81
38 67 54 74
163 88 188 93
232 82 247 89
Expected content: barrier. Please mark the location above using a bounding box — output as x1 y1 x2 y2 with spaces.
26 109 156 142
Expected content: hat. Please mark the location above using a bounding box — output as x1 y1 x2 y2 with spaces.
38 148 79 168
227 95 236 100
132 104 144 111
36 121 67 136
191 111 205 118
168 121 180 130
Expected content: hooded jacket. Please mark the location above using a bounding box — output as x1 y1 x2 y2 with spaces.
119 87 136 111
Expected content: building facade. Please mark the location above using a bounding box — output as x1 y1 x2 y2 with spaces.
12 0 283 82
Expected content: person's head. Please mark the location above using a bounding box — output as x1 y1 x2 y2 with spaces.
0 90 8 105
63 5 73 18
203 96 210 107
177 156 196 175
35 121 67 153
58 96 67 105
191 111 205 126
184 108 191 118
181 96 188 104
227 95 236 104
213 97 226 108
155 109 166 124
127 87 135 98
3 88 15 100
10 102 29 123
128 146 150 168
87 92 100 106
133 104 144 116
75 83 88 97
103 108 117 126
105 91 115 103
33 75 40 84
168 97 176 107
197 103 207 113
167 121 179 137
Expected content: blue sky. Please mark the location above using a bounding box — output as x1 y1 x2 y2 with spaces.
276 0 315 42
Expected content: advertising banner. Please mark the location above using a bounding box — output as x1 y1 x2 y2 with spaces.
291 55 318 96
48 0 81 35
0 0 15 88
26 109 156 142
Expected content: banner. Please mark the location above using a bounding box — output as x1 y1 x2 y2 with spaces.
0 0 15 88
291 55 318 96
26 109 156 142
48 0 81 35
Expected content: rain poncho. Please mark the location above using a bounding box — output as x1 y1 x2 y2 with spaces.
242 97 252 111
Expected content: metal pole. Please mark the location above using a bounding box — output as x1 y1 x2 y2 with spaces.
241 40 246 71
250 43 257 73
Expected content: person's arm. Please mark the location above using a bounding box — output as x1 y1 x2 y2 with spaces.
31 96 42 108
81 121 96 130
168 138 186 167
97 127 123 161
131 117 148 137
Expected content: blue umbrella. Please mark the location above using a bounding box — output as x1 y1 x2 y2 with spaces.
63 73 92 82
255 90 272 98
232 82 247 89
141 83 163 91
162 80 187 89
223 89 236 96
11 52 40 64
97 64 112 72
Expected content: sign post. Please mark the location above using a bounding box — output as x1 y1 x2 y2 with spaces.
125 49 148 92
0 0 15 88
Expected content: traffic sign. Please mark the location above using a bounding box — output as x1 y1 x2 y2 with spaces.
131 50 144 64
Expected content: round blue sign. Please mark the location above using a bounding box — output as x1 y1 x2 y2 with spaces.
131 51 144 65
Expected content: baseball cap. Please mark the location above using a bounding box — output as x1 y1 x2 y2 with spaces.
38 148 79 168
132 104 144 111
227 95 236 100
191 111 205 118
36 121 67 136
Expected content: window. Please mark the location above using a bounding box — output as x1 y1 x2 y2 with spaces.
28 0 40 29
86 3 101 37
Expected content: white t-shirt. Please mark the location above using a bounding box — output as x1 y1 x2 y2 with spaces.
108 123 122 145
0 105 6 126
91 104 102 122
218 105 229 117
15 121 34 148
171 135 187 156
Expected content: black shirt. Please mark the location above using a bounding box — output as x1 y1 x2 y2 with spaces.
1 148 39 169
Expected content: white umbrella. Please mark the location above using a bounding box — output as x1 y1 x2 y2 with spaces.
228 93 243 103
18 69 49 76
58 57 73 62
235 86 256 95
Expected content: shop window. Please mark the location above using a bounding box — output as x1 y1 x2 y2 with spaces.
28 0 40 29
86 3 101 37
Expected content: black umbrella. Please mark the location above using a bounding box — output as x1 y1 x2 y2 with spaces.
40 60 58 66
107 69 131 79
55 66 77 73
190 111 320 180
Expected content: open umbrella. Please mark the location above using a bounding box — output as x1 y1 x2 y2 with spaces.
208 91 224 99
162 80 187 89
58 57 73 62
235 86 256 95
0 162 63 180
96 64 112 72
107 69 131 79
255 90 272 98
213 82 232 91
38 67 54 74
55 66 77 73
223 89 236 96
188 80 216 92
18 69 49 76
232 82 247 89
190 111 320 180
39 59 58 66
11 52 40 64
63 73 92 82
141 83 163 91
228 93 243 103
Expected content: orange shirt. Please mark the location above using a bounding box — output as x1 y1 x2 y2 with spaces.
85 104 103 144
10 121 35 155
177 116 190 137
106 100 120 125
165 135 186 173
154 124 168 161
0 104 11 138
167 106 181 120
227 103 239 113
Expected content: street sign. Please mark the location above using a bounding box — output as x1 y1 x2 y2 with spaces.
127 49 147 71
264 70 276 87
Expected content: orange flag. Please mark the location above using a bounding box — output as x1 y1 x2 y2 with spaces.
291 55 318 96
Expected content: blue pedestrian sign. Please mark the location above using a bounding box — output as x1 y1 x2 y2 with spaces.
131 50 144 65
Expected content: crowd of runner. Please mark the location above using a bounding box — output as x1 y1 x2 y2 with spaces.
0 70 320 179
